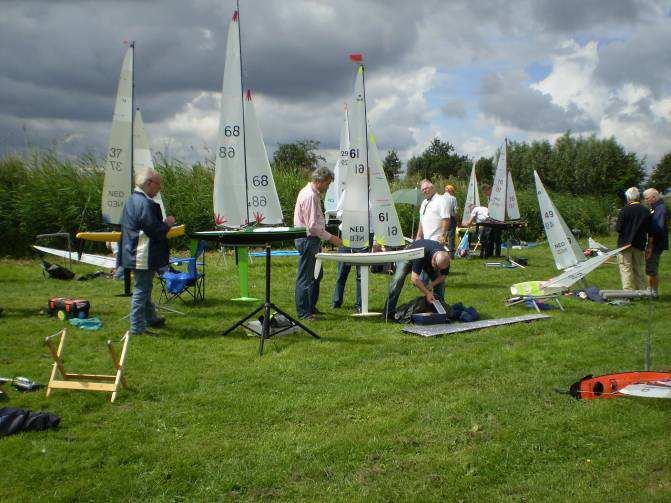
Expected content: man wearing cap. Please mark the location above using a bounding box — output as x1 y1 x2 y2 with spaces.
444 184 459 257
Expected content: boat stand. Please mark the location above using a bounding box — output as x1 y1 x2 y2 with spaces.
44 329 131 403
222 244 320 355
506 295 564 312
353 266 381 317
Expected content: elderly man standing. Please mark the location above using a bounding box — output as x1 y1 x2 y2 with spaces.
121 168 175 335
643 188 668 297
382 239 451 320
293 167 342 320
443 184 459 257
615 187 651 291
416 179 450 244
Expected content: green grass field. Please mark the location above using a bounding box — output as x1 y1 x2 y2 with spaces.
1 239 670 501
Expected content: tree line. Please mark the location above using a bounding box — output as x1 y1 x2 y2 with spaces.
272 132 671 197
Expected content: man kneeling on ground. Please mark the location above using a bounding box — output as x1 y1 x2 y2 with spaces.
383 239 451 320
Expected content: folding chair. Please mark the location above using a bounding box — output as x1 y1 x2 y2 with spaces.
159 240 206 305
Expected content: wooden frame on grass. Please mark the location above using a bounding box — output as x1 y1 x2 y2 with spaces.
44 329 131 403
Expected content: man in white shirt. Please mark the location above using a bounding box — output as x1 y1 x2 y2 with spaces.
416 179 450 244
465 205 492 259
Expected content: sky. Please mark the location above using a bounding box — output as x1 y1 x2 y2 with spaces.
2 0 671 174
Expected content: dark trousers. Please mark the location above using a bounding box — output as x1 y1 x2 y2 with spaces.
383 261 444 318
295 236 322 318
332 246 362 309
447 218 457 257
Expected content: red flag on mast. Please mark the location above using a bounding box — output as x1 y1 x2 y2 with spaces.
246 89 252 101
349 53 363 62
233 10 239 21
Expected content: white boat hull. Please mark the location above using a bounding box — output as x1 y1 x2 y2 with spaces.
34 246 116 269
316 248 424 265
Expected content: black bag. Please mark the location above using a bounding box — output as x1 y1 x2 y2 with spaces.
42 260 75 280
393 296 452 324
0 407 60 437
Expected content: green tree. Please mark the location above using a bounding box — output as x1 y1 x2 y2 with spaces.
649 153 671 191
474 156 494 185
382 149 401 182
272 139 325 173
406 137 470 180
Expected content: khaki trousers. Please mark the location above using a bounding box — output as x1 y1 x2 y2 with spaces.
618 247 646 290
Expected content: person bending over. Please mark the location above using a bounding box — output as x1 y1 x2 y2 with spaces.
383 239 451 320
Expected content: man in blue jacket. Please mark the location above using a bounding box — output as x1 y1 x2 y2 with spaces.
121 169 175 335
643 188 668 298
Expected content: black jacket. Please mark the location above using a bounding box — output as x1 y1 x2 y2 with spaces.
616 202 651 251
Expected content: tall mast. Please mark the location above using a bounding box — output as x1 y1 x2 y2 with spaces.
236 0 250 223
129 41 135 190
360 63 371 246
503 137 508 221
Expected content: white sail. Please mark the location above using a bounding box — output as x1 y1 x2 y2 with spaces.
213 11 246 227
543 246 627 293
462 162 480 226
506 170 520 220
488 141 507 222
369 128 403 247
534 171 584 270
101 46 133 225
340 65 369 248
243 90 283 225
325 105 349 216
133 109 166 218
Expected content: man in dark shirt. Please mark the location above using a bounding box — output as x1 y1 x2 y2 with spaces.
643 188 669 297
383 239 451 319
615 187 651 290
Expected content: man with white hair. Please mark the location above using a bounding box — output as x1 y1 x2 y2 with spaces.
416 179 450 244
643 188 668 297
382 239 451 320
615 187 651 290
121 168 176 335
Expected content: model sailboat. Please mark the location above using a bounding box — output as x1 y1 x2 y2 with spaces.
488 139 521 222
461 161 481 227
324 105 349 218
510 171 626 297
316 56 423 316
192 4 302 301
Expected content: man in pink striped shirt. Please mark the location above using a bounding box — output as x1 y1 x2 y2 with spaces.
293 167 342 320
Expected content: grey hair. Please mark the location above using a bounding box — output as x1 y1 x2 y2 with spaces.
135 168 159 187
311 167 334 183
420 178 433 187
625 187 640 202
643 188 661 202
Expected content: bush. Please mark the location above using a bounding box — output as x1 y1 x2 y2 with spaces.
0 152 619 257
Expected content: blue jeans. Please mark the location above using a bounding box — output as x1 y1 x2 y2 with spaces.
384 261 445 318
332 246 362 310
295 237 322 318
130 269 158 333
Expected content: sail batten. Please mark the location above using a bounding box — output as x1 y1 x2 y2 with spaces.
101 46 133 225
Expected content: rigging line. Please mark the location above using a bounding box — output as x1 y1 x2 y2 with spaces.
236 0 250 225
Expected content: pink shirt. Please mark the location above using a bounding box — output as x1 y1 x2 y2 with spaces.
293 183 332 241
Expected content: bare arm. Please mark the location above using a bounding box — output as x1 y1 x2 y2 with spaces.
411 271 437 303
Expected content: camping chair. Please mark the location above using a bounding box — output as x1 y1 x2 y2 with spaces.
159 240 206 306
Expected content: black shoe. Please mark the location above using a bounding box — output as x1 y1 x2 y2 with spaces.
149 317 166 328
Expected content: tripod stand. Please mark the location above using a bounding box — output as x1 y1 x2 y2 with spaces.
222 244 319 355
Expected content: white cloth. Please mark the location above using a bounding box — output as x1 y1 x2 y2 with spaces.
419 194 449 241
470 206 489 224
443 192 458 218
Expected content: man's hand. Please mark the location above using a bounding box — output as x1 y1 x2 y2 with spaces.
164 215 176 227
646 246 653 260
425 291 436 304
329 235 343 247
438 235 446 244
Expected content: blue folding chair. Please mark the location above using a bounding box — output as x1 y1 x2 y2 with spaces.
159 240 206 306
